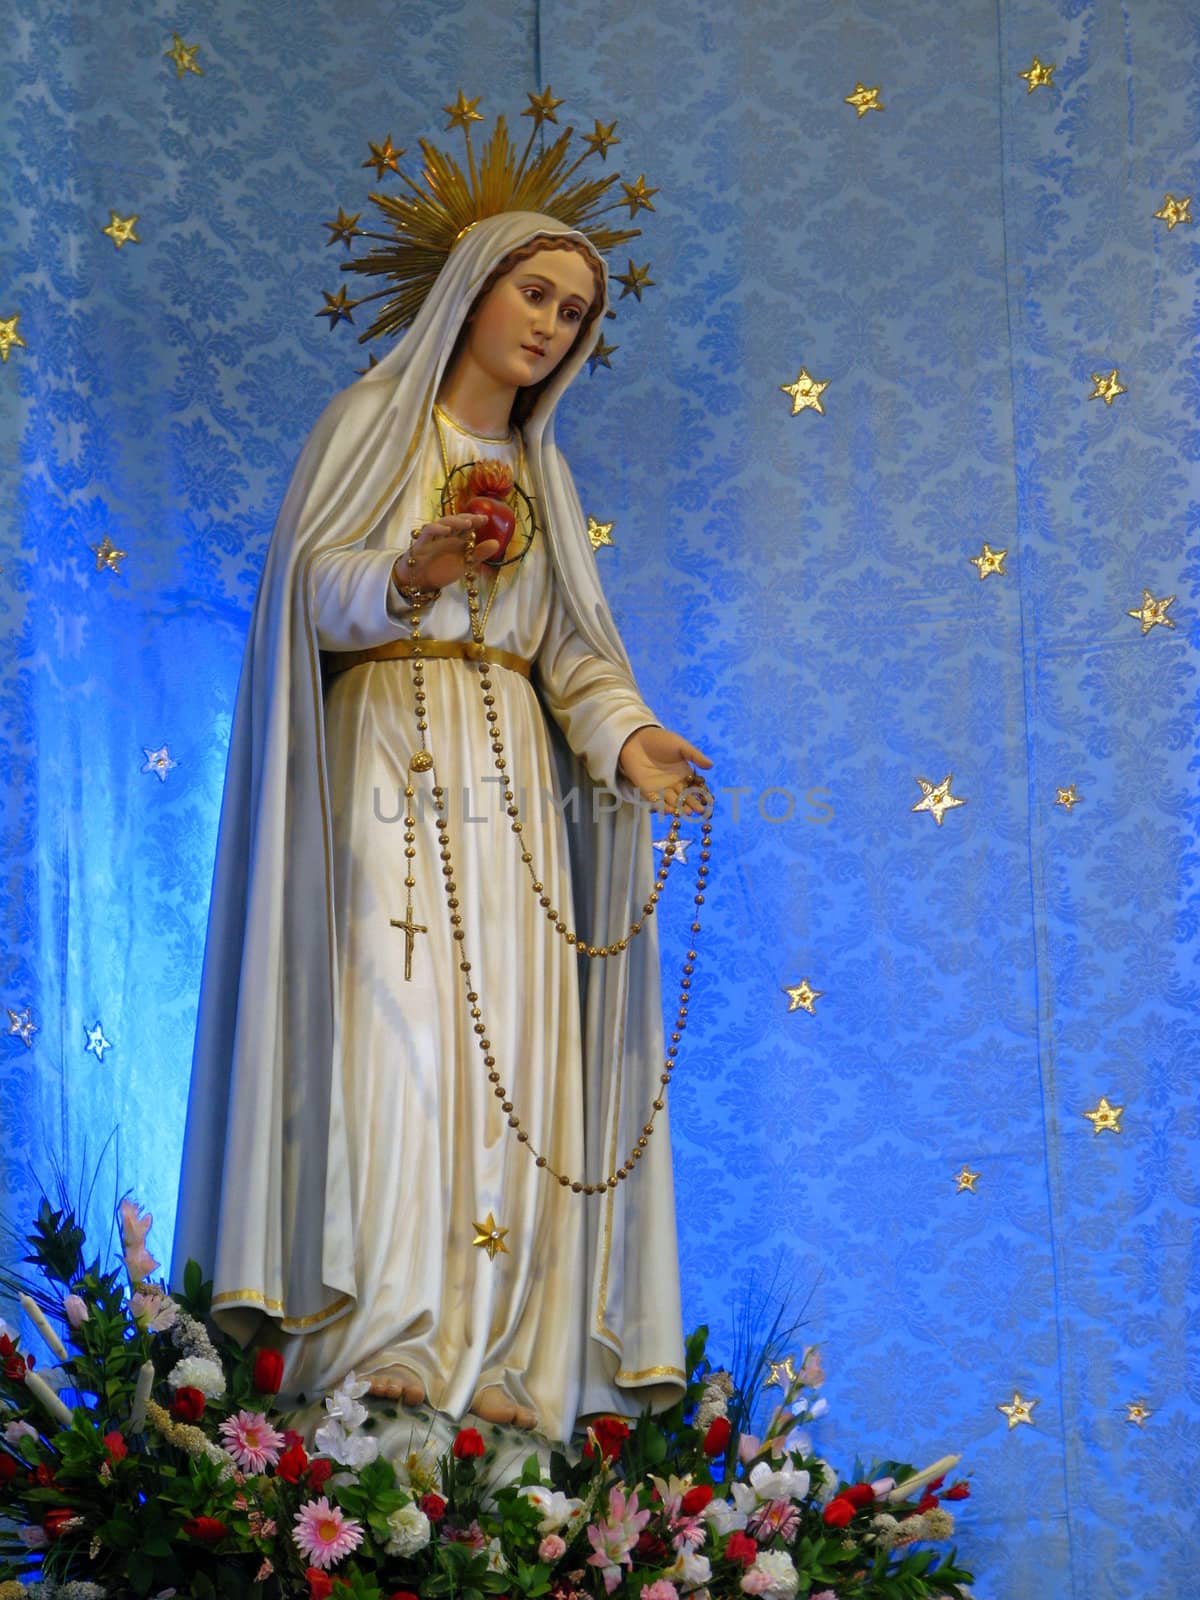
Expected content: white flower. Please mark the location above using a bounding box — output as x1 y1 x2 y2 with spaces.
168 1356 226 1399
812 1459 839 1505
517 1485 585 1534
313 1416 379 1468
871 1512 903 1551
745 1460 810 1503
385 1500 431 1556
746 1550 799 1599
666 1547 712 1592
322 1372 370 1432
485 1536 508 1574
702 1496 747 1536
922 1506 955 1539
5 1419 39 1445
394 1444 439 1493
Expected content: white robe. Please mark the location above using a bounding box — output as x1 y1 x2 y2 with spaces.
281 415 662 1439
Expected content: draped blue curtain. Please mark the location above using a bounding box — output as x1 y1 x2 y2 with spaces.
2 3 1196 1597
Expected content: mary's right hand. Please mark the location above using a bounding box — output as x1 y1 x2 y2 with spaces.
395 513 500 591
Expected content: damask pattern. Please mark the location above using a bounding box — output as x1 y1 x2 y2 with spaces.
1 3 1197 1597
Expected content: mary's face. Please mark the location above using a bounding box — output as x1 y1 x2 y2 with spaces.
464 246 598 390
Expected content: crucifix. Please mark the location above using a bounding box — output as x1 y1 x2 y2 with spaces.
389 900 427 981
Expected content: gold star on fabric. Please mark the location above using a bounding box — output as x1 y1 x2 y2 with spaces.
362 136 403 180
998 1391 1038 1429
619 175 659 218
1126 589 1176 635
614 260 654 300
587 516 615 550
472 1211 508 1261
784 979 823 1015
912 774 966 827
1055 784 1082 812
316 285 357 329
1018 55 1056 92
954 1165 980 1194
0 314 27 363
588 335 618 373
1154 193 1192 230
1083 1096 1122 1135
91 535 127 574
780 368 829 415
102 212 140 250
355 352 381 377
522 87 565 127
970 542 1007 579
844 82 883 117
164 32 203 79
443 89 484 132
324 207 363 249
765 1355 798 1389
1124 1400 1152 1428
1088 369 1126 405
582 119 621 159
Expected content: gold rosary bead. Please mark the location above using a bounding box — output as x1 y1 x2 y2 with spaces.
507 1115 520 1128
534 884 545 896
517 1130 529 1143
683 964 694 976
687 950 698 961
473 1022 485 1035
494 1086 505 1100
635 1139 646 1152
571 1182 583 1194
466 990 478 1002
450 914 463 927
442 865 454 878
483 1054 495 1066
559 1174 571 1187
630 921 642 935
583 1184 596 1196
404 786 415 799
521 852 532 864
470 1006 481 1019
507 805 519 819
660 1072 671 1084
643 1123 654 1136
691 921 702 933
483 694 495 706
404 876 415 890
432 785 444 797
485 710 498 723
653 1098 664 1110
681 978 691 990
480 1037 490 1050
459 960 472 972
616 938 628 951
448 898 460 909
536 1155 547 1167
617 1166 628 1180
555 920 566 934
566 933 577 946
511 821 522 833
452 930 465 943
404 847 416 859
671 1032 681 1043
694 894 705 904
479 676 493 690
488 1071 500 1083
446 880 457 894
587 946 599 958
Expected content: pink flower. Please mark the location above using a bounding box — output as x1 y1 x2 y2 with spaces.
118 1200 160 1285
741 1571 772 1595
255 1559 274 1582
738 1433 761 1464
749 1499 801 1541
798 1346 825 1388
641 1584 679 1600
18 1526 48 1550
292 1496 364 1570
220 1410 286 1474
587 1485 650 1594
62 1295 89 1329
539 1533 567 1562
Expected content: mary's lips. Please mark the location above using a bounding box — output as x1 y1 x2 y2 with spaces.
522 343 544 357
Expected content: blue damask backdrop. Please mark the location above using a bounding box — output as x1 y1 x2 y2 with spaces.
2 1 1198 1596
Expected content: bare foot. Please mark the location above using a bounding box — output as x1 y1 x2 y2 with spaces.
469 1384 537 1431
364 1365 426 1405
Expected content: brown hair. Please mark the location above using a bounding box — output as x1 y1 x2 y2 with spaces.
445 236 606 428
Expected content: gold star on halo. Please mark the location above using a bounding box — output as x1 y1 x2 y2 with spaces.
316 285 357 329
0 314 27 364
1154 193 1192 230
614 260 654 301
443 89 484 132
765 1354 799 1390
472 1210 508 1261
324 207 363 249
91 535 127 574
164 31 203 78
1088 368 1126 405
912 773 966 827
582 119 620 159
102 211 140 250
1126 589 1176 635
970 542 1007 579
844 82 883 117
1018 55 1056 92
1083 1096 1123 1135
954 1165 980 1194
784 979 823 1015
522 86 565 127
1055 784 1082 811
588 334 618 373
998 1391 1038 1429
780 368 829 416
587 516 615 550
1124 1399 1152 1428
362 136 403 180
619 175 659 218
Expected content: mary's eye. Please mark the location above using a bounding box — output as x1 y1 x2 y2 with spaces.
523 287 543 302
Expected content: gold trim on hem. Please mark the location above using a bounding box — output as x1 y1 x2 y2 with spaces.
211 1287 353 1331
616 1364 686 1384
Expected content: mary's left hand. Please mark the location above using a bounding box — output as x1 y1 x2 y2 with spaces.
618 725 713 816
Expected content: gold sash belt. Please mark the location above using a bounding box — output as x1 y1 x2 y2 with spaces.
322 638 533 680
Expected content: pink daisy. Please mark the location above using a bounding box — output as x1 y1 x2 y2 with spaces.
292 1496 364 1570
218 1409 286 1474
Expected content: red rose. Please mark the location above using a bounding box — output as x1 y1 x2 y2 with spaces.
583 1415 630 1460
822 1497 855 1529
634 1530 670 1563
419 1491 447 1521
103 1430 127 1464
917 1492 939 1514
307 1570 334 1600
32 1462 57 1487
281 1428 305 1449
170 1386 206 1422
252 1347 285 1394
0 1335 13 1357
452 1426 486 1459
681 1483 713 1516
725 1530 758 1567
702 1416 731 1455
43 1507 77 1541
945 1482 971 1501
0 1454 19 1483
3 1356 26 1381
182 1515 228 1543
389 1593 421 1600
307 1457 333 1491
277 1441 309 1483
841 1482 875 1509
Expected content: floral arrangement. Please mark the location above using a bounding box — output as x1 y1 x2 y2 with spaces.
0 1194 976 1599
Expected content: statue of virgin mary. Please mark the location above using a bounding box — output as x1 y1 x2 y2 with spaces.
171 205 708 1444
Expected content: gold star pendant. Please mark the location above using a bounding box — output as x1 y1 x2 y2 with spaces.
0 314 28 364
1088 369 1126 405
523 86 565 127
1154 194 1192 230
780 368 829 415
620 175 659 218
1124 1399 1152 1428
614 260 654 300
765 1354 799 1390
102 211 140 250
362 136 404 180
1018 55 1056 92
316 285 357 329
954 1165 980 1194
588 334 618 373
582 119 621 159
844 82 883 117
164 31 203 79
324 207 363 249
1083 1096 1122 1135
443 89 484 132
1055 784 1082 811
91 535 127 574
784 979 823 1015
970 542 1007 579
472 1211 508 1261
587 516 615 550
912 773 966 827
998 1391 1038 1429
1126 589 1176 635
